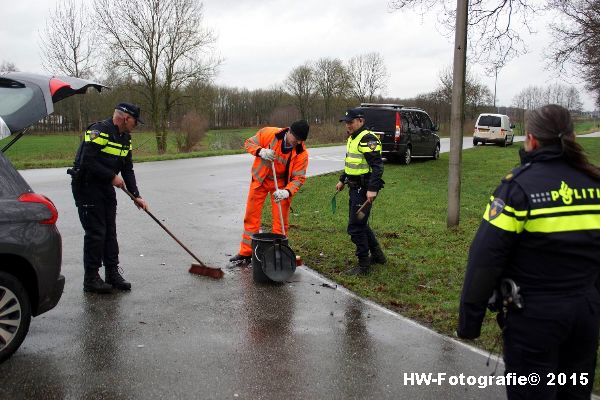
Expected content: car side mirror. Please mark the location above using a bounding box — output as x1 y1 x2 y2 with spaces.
510 124 515 129
432 124 439 131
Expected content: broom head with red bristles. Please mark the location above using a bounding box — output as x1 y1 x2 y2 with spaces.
189 262 224 279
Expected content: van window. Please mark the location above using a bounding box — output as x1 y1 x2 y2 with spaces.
420 113 433 129
401 115 409 133
478 115 501 127
405 112 420 131
361 109 396 132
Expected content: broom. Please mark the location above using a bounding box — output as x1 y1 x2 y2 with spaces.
121 187 224 279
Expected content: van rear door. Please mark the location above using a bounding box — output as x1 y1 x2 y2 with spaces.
476 115 502 139
362 108 395 153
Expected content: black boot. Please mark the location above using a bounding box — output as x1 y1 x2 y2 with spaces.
83 269 113 294
105 267 131 291
370 246 387 265
229 253 251 264
346 257 371 276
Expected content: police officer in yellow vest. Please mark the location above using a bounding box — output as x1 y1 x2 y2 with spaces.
70 103 148 293
336 108 385 275
458 104 600 399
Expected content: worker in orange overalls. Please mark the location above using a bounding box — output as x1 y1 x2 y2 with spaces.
229 120 309 264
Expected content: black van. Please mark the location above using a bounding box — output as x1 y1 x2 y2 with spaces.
357 103 441 165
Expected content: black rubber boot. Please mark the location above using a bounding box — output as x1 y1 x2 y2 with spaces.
229 254 252 264
346 257 371 276
83 269 113 294
105 267 131 291
370 246 387 265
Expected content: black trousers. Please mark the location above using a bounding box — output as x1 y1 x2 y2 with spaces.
347 186 379 259
503 294 600 399
74 183 119 272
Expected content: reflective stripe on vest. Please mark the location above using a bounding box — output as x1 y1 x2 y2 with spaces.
85 130 131 157
483 195 600 233
344 130 381 176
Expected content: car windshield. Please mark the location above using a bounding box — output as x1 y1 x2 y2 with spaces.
478 115 501 127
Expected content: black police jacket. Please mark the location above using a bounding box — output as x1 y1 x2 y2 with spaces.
457 145 600 339
74 118 140 197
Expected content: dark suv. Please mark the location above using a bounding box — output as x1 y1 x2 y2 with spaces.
357 103 440 165
0 72 103 362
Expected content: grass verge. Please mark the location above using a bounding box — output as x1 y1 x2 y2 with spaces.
0 128 258 169
281 138 600 391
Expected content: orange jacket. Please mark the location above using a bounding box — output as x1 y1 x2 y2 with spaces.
244 127 308 196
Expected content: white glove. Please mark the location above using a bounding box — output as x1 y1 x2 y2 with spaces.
259 148 275 161
273 189 290 202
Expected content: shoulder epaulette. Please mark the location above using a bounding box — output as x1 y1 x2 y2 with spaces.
502 162 531 183
359 132 379 143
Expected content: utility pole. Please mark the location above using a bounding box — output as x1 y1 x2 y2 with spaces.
493 66 498 109
447 0 468 228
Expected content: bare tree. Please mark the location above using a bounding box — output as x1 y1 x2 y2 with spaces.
94 0 220 153
548 0 600 108
565 86 584 111
390 0 541 74
161 1 220 142
347 52 388 103
314 58 349 122
0 61 18 72
285 63 316 120
436 66 493 118
513 84 583 112
39 0 97 132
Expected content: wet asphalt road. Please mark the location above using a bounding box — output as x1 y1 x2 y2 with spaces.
0 139 517 399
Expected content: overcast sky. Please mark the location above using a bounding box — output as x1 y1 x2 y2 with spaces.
1 0 596 110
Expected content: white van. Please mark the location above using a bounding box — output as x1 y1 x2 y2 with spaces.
473 113 515 146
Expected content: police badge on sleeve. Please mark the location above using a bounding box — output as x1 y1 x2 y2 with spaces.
488 198 505 220
367 140 378 151
89 130 100 140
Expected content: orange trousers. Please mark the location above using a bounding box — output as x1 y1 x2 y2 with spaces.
238 179 290 256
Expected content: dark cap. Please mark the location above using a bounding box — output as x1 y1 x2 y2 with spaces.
290 120 309 141
339 108 364 123
115 102 144 124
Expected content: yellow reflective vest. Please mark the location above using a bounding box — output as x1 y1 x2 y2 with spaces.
344 129 382 176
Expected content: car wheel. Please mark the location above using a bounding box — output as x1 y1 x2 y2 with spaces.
402 146 412 165
432 143 440 160
0 271 31 363
503 138 509 147
473 139 478 146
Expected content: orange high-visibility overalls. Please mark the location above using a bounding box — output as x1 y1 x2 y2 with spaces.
238 127 309 256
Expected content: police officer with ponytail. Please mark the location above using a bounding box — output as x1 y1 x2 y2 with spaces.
70 103 148 294
458 104 600 399
336 108 385 275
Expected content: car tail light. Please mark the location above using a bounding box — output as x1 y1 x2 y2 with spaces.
18 193 58 225
394 112 402 143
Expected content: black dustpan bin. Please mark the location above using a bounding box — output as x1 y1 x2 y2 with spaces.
251 233 296 283
261 241 296 282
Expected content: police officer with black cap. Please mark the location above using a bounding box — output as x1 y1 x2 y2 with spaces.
336 108 385 275
458 104 600 399
70 103 148 293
